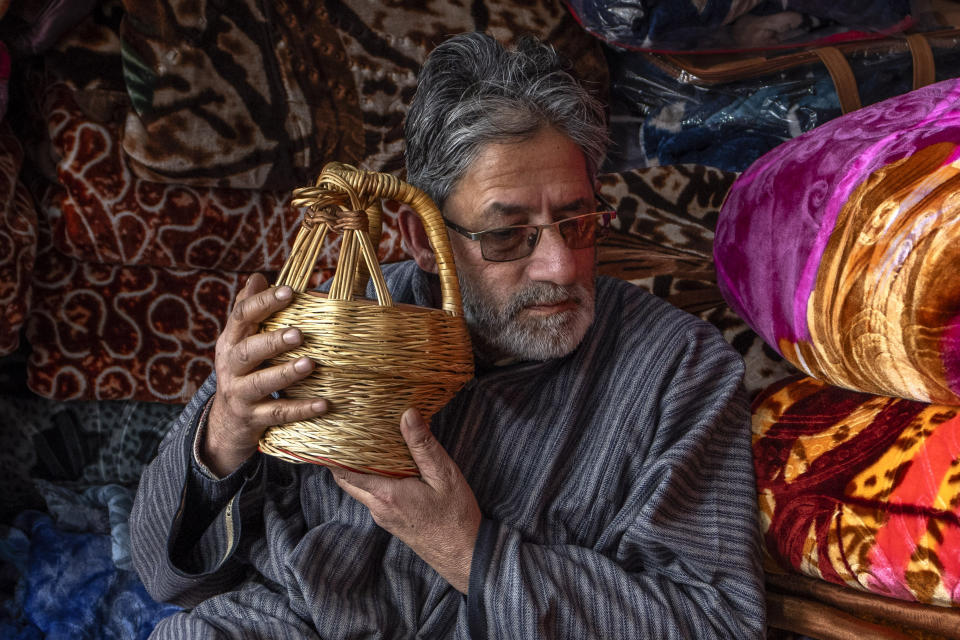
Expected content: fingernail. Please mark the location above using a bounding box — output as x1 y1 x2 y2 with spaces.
282 328 300 344
293 357 312 373
402 407 423 427
275 286 292 300
312 400 327 412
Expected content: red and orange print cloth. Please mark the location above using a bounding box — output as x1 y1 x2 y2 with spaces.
753 375 960 607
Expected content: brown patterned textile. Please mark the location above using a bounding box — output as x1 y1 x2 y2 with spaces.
117 0 607 189
15 3 789 406
27 220 240 402
25 155 798 402
597 165 799 398
15 1 605 402
39 78 406 272
0 120 37 356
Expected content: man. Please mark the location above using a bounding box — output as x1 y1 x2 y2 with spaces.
131 32 765 638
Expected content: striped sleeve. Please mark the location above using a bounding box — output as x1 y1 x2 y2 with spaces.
129 374 263 608
467 303 766 639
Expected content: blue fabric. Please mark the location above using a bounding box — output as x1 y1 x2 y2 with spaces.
606 56 840 172
36 481 137 570
0 510 179 640
604 44 960 172
568 0 912 51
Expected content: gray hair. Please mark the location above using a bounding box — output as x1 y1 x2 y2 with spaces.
404 32 608 211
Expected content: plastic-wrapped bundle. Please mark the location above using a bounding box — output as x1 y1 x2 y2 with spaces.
604 29 960 172
568 0 915 52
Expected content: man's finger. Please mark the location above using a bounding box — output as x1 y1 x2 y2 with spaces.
227 327 304 376
249 396 329 429
222 284 294 345
235 273 269 304
399 408 446 483
236 356 316 402
331 468 389 512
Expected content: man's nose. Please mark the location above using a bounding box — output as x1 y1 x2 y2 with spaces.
525 225 578 285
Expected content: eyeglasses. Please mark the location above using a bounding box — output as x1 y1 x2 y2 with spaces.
443 210 616 262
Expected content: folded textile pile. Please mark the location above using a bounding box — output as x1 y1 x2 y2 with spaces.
567 0 960 174
714 77 960 635
567 0 915 52
0 0 604 402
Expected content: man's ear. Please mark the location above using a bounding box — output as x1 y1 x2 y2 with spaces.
396 202 438 274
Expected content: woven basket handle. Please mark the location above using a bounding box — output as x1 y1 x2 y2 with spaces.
277 162 464 317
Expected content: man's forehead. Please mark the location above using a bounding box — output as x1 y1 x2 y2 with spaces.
481 195 593 220
443 128 593 222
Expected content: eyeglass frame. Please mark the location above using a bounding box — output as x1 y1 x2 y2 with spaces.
442 192 618 263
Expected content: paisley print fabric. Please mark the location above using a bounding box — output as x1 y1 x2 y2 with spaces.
23 2 770 403
39 77 405 272
0 121 37 357
715 78 960 405
11 0 605 402
753 375 960 607
27 221 239 402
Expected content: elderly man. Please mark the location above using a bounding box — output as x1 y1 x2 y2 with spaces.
131 32 765 639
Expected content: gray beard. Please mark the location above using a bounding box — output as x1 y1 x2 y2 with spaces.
458 275 595 365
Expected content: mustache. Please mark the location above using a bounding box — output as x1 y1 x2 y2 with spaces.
505 283 586 317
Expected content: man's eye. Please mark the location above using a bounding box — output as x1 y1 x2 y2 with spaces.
486 228 521 240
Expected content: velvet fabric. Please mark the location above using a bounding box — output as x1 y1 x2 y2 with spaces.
753 375 960 607
28 21 791 404
7 0 605 402
715 78 960 405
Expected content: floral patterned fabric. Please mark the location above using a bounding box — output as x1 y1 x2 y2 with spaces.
753 375 960 607
715 78 960 405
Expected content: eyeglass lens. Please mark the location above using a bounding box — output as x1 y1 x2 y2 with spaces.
481 215 602 262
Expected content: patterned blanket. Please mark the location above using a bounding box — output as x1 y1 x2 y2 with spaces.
754 375 960 608
715 77 960 405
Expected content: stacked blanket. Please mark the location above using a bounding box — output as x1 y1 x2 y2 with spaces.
714 77 960 632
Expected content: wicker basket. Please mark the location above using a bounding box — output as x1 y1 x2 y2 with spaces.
258 162 474 477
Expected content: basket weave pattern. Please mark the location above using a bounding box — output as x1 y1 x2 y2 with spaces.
259 163 474 477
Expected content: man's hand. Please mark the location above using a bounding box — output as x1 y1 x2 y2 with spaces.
332 408 482 594
203 273 328 477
